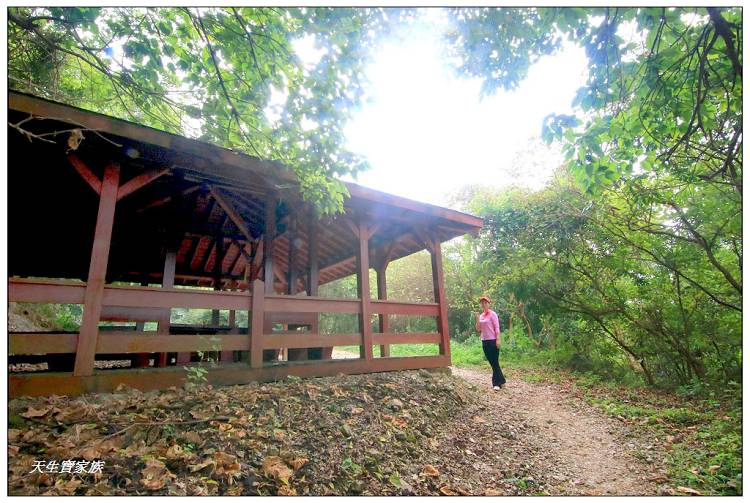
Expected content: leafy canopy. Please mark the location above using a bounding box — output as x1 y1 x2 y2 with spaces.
8 7 407 213
445 7 741 195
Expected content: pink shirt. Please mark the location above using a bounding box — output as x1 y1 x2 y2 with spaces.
477 310 500 341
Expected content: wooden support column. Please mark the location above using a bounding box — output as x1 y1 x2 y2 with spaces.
73 162 120 377
156 251 176 367
430 239 451 360
250 279 265 368
133 280 151 368
376 264 391 357
262 198 279 361
212 234 223 326
263 198 277 295
287 218 305 362
355 218 374 360
308 217 330 360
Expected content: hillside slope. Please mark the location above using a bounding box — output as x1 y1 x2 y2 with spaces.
8 364 677 496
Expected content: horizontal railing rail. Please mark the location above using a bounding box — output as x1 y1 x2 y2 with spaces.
369 300 440 316
264 295 360 314
9 278 446 370
262 333 360 349
9 278 251 311
9 332 249 355
372 332 441 345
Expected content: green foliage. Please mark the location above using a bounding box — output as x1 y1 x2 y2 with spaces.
11 302 82 332
587 391 741 495
443 161 741 388
184 366 208 388
446 7 742 196
443 9 741 389
8 7 406 213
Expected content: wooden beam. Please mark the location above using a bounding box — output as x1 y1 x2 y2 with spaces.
430 239 451 359
10 333 78 354
265 312 316 325
227 242 243 277
9 355 451 397
356 218 374 360
136 185 200 213
102 284 251 310
67 154 102 195
344 217 359 238
262 333 360 349
369 300 440 316
264 295 360 314
372 332 441 345
345 182 484 229
100 306 164 322
96 333 249 353
209 186 255 242
368 222 382 240
10 92 300 190
412 225 436 254
318 226 412 278
116 167 170 201
74 161 120 376
9 279 86 304
198 237 217 274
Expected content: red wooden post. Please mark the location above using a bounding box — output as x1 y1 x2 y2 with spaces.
229 309 236 331
133 280 151 368
74 162 120 376
212 234 223 327
430 239 451 360
376 265 390 357
308 217 331 359
262 198 280 361
157 251 176 366
263 198 276 295
250 279 265 368
356 219 374 360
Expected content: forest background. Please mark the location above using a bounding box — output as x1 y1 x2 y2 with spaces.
7 6 742 393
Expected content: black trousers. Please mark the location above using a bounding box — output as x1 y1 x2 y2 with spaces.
482 339 506 387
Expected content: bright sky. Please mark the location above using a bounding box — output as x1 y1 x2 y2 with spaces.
333 10 588 207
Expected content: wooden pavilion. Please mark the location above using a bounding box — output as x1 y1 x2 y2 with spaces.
7 91 483 397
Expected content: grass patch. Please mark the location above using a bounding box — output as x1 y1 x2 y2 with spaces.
581 383 741 495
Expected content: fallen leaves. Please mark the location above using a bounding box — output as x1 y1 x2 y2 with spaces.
10 367 683 497
439 485 457 495
277 485 297 495
21 406 53 419
214 451 242 482
676 486 703 496
421 465 440 477
289 458 308 471
140 460 175 491
262 456 293 484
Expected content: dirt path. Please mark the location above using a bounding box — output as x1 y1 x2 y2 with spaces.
451 366 659 495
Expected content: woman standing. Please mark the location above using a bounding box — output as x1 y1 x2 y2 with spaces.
476 295 506 390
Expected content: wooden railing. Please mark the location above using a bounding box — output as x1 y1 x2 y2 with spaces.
9 277 449 393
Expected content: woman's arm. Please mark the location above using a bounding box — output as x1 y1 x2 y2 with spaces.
493 312 500 338
475 313 481 332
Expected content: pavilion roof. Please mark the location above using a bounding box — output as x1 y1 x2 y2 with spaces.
8 91 483 289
